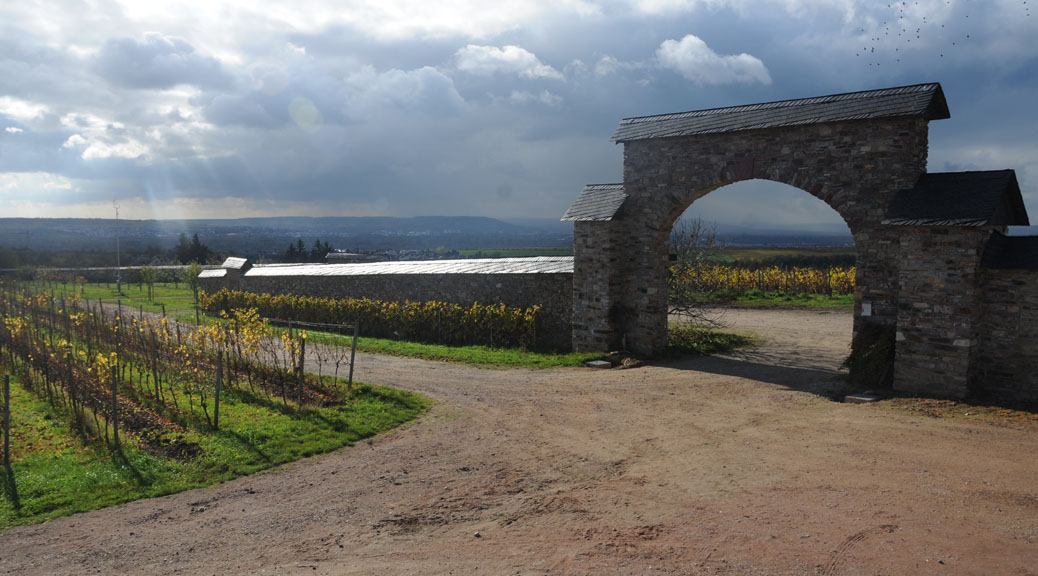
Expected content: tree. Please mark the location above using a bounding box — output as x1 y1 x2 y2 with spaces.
141 266 157 300
667 217 726 325
182 262 203 305
0 247 19 269
175 233 190 263
175 233 211 264
310 239 332 262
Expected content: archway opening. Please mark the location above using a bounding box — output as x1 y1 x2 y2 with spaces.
665 179 857 377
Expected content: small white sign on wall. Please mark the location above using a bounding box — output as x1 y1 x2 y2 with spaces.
862 301 872 317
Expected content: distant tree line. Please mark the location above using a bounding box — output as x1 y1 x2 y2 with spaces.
283 239 333 263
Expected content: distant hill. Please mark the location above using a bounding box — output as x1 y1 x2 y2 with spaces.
0 216 573 257
0 216 853 260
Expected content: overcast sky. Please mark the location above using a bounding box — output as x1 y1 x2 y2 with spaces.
1 0 1036 228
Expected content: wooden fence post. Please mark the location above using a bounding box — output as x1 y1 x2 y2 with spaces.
297 337 305 407
348 324 358 393
3 374 10 467
111 369 119 449
214 351 222 430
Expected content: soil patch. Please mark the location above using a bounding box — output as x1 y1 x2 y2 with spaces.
2 308 1036 575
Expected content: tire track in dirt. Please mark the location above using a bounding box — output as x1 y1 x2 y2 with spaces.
822 524 899 576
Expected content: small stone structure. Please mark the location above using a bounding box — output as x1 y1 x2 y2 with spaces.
565 82 1037 404
199 257 574 350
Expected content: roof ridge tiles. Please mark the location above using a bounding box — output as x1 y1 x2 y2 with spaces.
611 82 948 142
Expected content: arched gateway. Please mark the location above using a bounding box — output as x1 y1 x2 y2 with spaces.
564 83 1034 401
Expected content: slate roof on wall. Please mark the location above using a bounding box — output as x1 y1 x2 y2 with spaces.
561 184 627 221
239 256 574 277
610 83 949 142
883 170 1029 227
980 233 1038 269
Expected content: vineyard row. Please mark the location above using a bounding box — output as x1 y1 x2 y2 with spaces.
0 282 356 455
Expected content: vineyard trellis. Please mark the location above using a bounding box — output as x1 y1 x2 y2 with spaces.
670 264 856 297
202 289 542 350
0 280 359 456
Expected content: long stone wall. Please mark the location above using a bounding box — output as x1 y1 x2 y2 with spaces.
893 227 990 398
200 260 574 351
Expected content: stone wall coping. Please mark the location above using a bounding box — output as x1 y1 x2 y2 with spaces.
237 256 574 277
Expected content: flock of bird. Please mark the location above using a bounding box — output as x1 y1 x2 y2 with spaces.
855 1 1031 67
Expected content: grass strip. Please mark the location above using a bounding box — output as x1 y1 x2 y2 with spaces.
0 373 426 530
664 323 757 356
727 290 853 309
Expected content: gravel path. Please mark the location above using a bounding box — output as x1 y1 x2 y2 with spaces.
2 308 1036 575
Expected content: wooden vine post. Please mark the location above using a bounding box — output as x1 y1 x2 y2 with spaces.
348 324 358 393
111 369 119 449
297 336 306 407
214 351 222 430
3 374 10 467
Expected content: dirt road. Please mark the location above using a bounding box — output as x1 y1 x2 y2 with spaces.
2 308 1036 575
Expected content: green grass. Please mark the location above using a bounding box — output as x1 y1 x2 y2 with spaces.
277 327 605 368
0 373 427 530
728 290 854 309
663 323 757 357
26 280 199 316
294 321 750 367
457 247 573 258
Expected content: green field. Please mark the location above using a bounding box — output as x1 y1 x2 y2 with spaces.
721 246 856 267
458 247 573 258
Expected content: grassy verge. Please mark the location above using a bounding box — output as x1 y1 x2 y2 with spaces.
727 290 853 309
0 373 426 530
284 322 751 367
662 323 757 358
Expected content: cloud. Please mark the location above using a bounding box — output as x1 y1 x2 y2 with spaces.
5 126 23 133
454 45 564 80
62 134 87 148
594 55 646 77
656 34 771 84
202 63 465 130
348 66 467 116
94 33 233 90
0 96 49 122
509 90 563 106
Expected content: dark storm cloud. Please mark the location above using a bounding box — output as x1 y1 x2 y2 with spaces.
1 1 1036 222
94 33 234 90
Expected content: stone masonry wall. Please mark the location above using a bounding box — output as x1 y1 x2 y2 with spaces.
201 270 574 351
976 268 1038 404
572 221 625 351
893 227 989 399
604 117 930 355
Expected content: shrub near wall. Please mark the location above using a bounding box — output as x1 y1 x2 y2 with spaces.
200 289 541 349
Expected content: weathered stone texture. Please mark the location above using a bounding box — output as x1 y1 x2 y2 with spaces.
572 221 625 351
976 268 1038 404
574 118 930 356
201 270 574 350
894 227 990 398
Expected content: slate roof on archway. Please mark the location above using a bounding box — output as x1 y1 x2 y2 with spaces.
610 82 949 142
561 183 627 221
981 233 1038 269
883 170 1029 227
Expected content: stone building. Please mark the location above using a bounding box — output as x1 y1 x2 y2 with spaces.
564 82 1037 404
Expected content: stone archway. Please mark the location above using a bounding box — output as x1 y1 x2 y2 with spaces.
565 83 949 359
